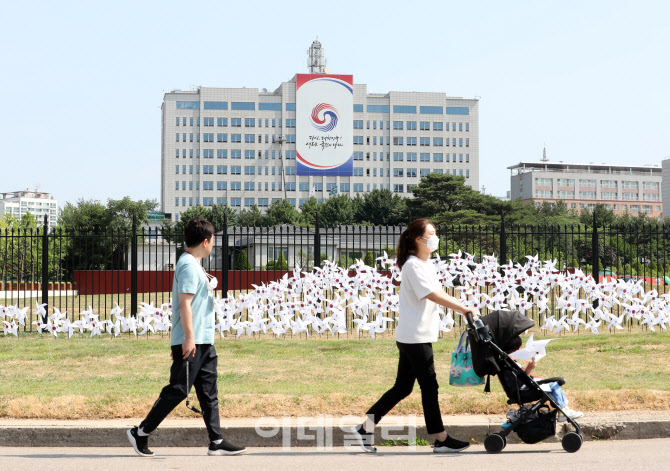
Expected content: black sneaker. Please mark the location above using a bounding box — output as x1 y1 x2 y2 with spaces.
433 434 470 453
207 438 247 456
127 427 154 457
347 424 377 453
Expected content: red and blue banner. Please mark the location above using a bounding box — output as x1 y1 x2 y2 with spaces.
296 74 353 176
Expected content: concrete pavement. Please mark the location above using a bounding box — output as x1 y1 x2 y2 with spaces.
0 439 668 471
1 411 669 447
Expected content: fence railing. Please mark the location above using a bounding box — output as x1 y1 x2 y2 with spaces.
3 211 670 333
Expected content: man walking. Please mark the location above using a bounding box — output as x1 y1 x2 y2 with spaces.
127 216 246 457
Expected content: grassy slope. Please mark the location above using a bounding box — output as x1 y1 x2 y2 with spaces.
0 332 668 418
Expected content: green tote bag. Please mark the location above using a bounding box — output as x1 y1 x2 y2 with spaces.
449 331 486 386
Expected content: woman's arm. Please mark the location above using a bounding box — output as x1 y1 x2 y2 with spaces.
425 290 477 317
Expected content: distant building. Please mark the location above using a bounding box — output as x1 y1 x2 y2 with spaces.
508 160 662 217
662 158 670 219
161 39 480 222
0 189 58 228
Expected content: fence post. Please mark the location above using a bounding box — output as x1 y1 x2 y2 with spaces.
41 215 48 316
500 210 507 265
314 211 321 269
131 215 138 317
222 212 229 297
592 211 599 284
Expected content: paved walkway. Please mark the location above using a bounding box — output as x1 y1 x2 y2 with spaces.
0 439 668 471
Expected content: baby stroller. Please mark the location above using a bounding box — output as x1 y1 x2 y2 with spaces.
465 310 583 453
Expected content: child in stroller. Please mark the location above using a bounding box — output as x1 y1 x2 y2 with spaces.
465 310 583 453
503 336 584 422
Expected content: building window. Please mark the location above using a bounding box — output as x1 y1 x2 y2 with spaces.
419 106 443 114
393 152 404 161
407 121 417 130
433 122 443 131
407 137 417 146
393 121 403 130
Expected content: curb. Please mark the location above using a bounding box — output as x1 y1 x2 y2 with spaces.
1 415 669 447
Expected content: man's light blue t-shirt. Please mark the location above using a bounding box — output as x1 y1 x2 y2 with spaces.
171 253 215 346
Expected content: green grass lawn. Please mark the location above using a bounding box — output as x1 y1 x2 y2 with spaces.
1 332 669 419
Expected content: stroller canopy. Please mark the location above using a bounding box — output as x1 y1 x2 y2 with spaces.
468 310 535 377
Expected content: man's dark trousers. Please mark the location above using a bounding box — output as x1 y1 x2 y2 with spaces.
139 344 223 442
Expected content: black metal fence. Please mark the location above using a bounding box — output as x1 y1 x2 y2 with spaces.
2 211 670 333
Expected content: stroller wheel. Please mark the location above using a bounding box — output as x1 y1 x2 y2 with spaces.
561 432 583 453
484 433 506 454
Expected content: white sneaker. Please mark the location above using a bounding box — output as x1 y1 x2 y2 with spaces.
558 408 584 422
346 425 377 453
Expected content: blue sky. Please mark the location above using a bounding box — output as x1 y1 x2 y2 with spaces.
2 0 669 206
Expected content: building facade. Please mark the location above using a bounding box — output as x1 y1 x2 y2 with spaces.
662 158 670 219
161 79 479 222
0 189 58 228
509 161 662 217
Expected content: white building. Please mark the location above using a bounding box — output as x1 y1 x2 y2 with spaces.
161 42 479 222
509 161 662 217
0 189 58 228
662 158 670 219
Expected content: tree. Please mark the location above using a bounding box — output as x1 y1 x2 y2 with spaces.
0 213 40 282
58 198 156 272
408 173 509 226
356 189 407 226
209 204 237 231
172 206 211 240
59 199 110 230
320 195 355 227
234 249 252 270
579 204 616 227
106 196 158 230
264 200 301 226
299 197 321 227
237 205 265 227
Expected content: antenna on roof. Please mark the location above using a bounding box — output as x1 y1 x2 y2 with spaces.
541 145 549 162
307 38 327 74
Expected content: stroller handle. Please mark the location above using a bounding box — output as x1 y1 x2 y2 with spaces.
466 311 492 342
465 312 476 329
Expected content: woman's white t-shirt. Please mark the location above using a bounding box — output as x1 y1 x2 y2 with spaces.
396 255 443 344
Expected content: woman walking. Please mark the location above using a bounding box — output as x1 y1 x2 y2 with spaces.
349 218 476 453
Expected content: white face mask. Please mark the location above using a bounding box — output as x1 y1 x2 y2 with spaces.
200 266 218 291
421 235 440 252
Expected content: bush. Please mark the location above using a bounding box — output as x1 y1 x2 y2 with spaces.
234 250 252 270
267 253 288 270
364 251 375 268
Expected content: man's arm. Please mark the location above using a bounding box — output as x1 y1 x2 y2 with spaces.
179 293 196 359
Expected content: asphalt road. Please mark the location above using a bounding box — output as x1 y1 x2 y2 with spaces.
1 439 667 471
